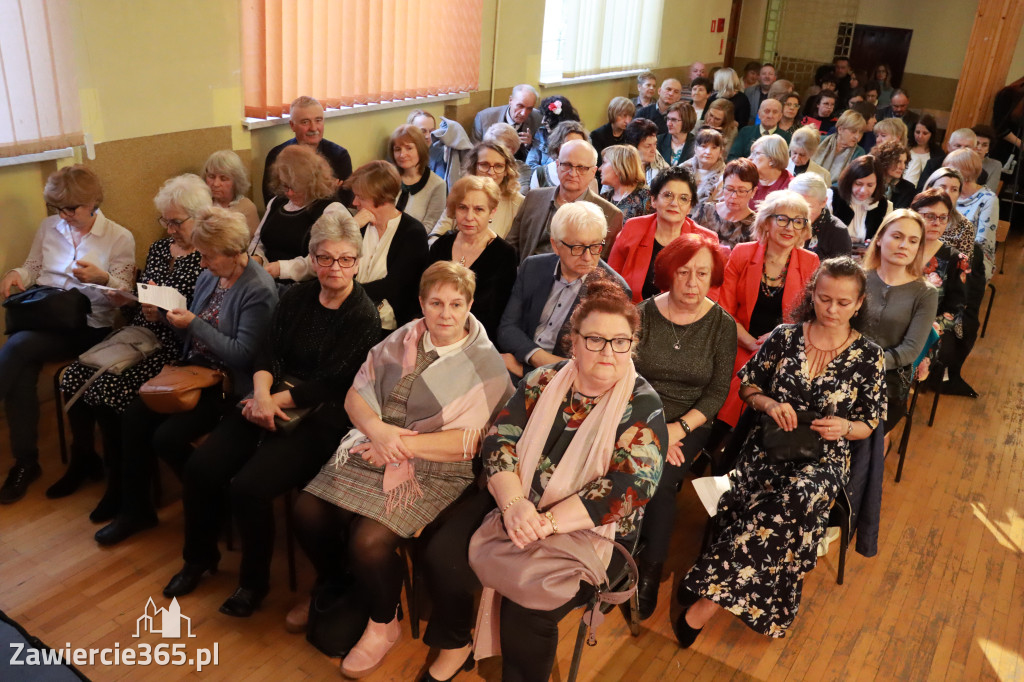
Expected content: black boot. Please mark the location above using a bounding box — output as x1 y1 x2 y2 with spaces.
636 560 663 620
45 452 104 498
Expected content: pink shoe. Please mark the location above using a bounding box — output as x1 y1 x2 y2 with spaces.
340 614 401 678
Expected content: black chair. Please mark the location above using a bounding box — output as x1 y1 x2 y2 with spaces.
895 327 941 482
827 488 853 585
981 282 996 338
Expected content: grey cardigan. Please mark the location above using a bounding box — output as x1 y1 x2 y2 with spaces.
179 258 278 396
863 271 938 370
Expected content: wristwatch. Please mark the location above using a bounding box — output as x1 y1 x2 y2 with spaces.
678 418 691 437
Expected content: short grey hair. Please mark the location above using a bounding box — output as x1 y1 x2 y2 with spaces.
290 95 322 113
550 202 607 242
309 209 362 256
789 172 829 202
484 122 520 158
751 134 789 169
511 84 539 101
558 138 598 165
789 126 822 154
154 173 212 218
203 150 251 200
948 128 977 147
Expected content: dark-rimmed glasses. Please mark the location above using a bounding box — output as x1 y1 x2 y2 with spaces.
559 240 605 257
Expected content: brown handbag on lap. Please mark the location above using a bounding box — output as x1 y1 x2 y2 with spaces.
139 364 224 413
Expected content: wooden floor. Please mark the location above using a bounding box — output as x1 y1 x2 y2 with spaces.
2 234 1023 682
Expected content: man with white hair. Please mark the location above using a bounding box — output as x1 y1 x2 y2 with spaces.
728 98 791 160
261 95 352 205
473 84 542 162
497 202 630 377
505 139 623 261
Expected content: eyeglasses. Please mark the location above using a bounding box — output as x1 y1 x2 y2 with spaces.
721 185 752 197
559 240 605 257
657 191 692 205
314 253 358 268
158 216 192 229
917 212 949 226
771 214 810 229
578 334 634 353
475 162 506 175
47 204 81 217
557 162 594 175
666 116 683 123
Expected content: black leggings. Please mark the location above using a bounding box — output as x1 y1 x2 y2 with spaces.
938 247 985 380
499 584 594 682
292 492 404 624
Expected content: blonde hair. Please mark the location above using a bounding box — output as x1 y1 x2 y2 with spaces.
203 150 251 200
269 145 337 202
751 134 789 169
43 165 103 208
463 142 520 198
445 175 500 220
713 68 741 98
874 118 908 146
191 206 251 255
751 190 810 242
419 260 476 302
601 145 645 187
789 125 822 155
943 148 983 185
835 110 867 133
607 97 636 124
862 209 926 277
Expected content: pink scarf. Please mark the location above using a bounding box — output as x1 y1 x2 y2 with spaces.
473 358 637 659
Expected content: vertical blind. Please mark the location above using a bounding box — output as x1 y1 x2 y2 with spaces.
243 0 482 120
540 0 663 81
0 0 83 158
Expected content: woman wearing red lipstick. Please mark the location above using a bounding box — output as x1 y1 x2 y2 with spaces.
861 209 938 432
715 190 820 426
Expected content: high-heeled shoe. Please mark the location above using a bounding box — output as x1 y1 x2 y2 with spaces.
219 587 268 618
163 562 218 598
419 652 475 682
672 605 704 649
340 613 401 679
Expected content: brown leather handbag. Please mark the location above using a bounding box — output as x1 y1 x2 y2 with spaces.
139 364 224 414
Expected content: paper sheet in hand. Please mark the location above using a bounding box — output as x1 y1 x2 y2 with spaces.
137 283 186 311
692 476 732 516
78 282 138 301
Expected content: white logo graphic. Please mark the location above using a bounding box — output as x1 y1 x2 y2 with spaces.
133 597 197 639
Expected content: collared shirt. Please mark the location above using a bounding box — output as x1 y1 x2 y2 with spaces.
530 261 584 360
759 125 778 136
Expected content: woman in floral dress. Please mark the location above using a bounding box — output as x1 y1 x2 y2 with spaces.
673 257 885 645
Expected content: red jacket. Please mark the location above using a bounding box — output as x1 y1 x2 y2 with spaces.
714 240 820 425
607 213 719 303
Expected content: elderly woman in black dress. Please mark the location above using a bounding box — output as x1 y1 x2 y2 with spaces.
674 257 885 646
53 174 210 508
162 211 382 618
633 234 736 619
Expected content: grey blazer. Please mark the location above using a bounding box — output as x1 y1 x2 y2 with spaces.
472 104 542 145
505 187 624 264
497 253 631 363
744 85 766 125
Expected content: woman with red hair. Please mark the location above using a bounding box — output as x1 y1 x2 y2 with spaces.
632 234 737 620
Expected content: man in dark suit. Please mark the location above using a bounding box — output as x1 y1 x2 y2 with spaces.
729 99 791 161
472 84 541 162
877 90 920 131
261 96 353 206
635 78 683 135
497 202 630 377
505 139 623 262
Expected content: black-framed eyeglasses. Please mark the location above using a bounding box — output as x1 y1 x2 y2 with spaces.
559 240 605 257
557 162 594 175
771 214 810 229
47 204 81 217
917 212 949 226
579 334 634 353
314 253 357 268
158 216 192 229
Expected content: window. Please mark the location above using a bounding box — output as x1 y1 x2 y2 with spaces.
242 0 483 120
0 0 83 158
539 0 663 83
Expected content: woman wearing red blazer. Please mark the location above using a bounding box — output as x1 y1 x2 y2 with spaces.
609 166 719 303
716 190 820 425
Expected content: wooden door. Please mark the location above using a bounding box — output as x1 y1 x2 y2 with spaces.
850 25 913 86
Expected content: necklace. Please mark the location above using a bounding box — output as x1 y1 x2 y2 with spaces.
664 298 701 350
805 324 853 377
760 252 790 297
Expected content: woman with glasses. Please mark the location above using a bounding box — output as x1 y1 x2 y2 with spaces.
599 144 652 221
748 135 794 211
608 166 719 303
0 165 135 504
657 102 698 166
161 211 381 617
53 175 209 506
692 158 757 248
914 190 968 341
429 142 523 240
674 257 884 647
428 176 518 340
715 191 820 426
681 129 727 216
465 277 666 682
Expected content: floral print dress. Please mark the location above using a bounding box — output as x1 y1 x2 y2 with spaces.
483 363 667 542
923 242 969 338
680 324 885 637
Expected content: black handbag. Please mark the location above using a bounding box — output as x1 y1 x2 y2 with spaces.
760 410 823 464
3 286 92 334
305 577 372 658
238 378 318 434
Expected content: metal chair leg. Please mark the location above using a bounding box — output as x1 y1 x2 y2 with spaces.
837 519 849 585
566 600 594 682
981 283 995 338
895 382 919 483
53 369 68 465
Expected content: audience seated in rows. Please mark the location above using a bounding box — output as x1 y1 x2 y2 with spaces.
636 78 683 135
599 144 652 221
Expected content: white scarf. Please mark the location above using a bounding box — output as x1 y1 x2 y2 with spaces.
357 215 401 329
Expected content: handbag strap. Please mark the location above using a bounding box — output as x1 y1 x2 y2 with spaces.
578 530 639 647
63 352 139 412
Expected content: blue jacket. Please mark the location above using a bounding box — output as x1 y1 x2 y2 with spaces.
180 258 278 397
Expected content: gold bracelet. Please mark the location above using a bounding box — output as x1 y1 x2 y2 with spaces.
501 495 523 514
845 420 854 437
544 511 559 534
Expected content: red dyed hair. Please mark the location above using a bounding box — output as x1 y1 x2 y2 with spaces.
568 274 640 334
653 234 726 292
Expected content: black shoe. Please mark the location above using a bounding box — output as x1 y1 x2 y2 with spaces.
94 515 158 546
942 378 979 398
636 560 663 620
676 583 701 609
419 653 475 682
0 463 42 504
671 606 704 649
45 454 104 498
219 587 267 618
163 562 218 598
89 493 120 524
